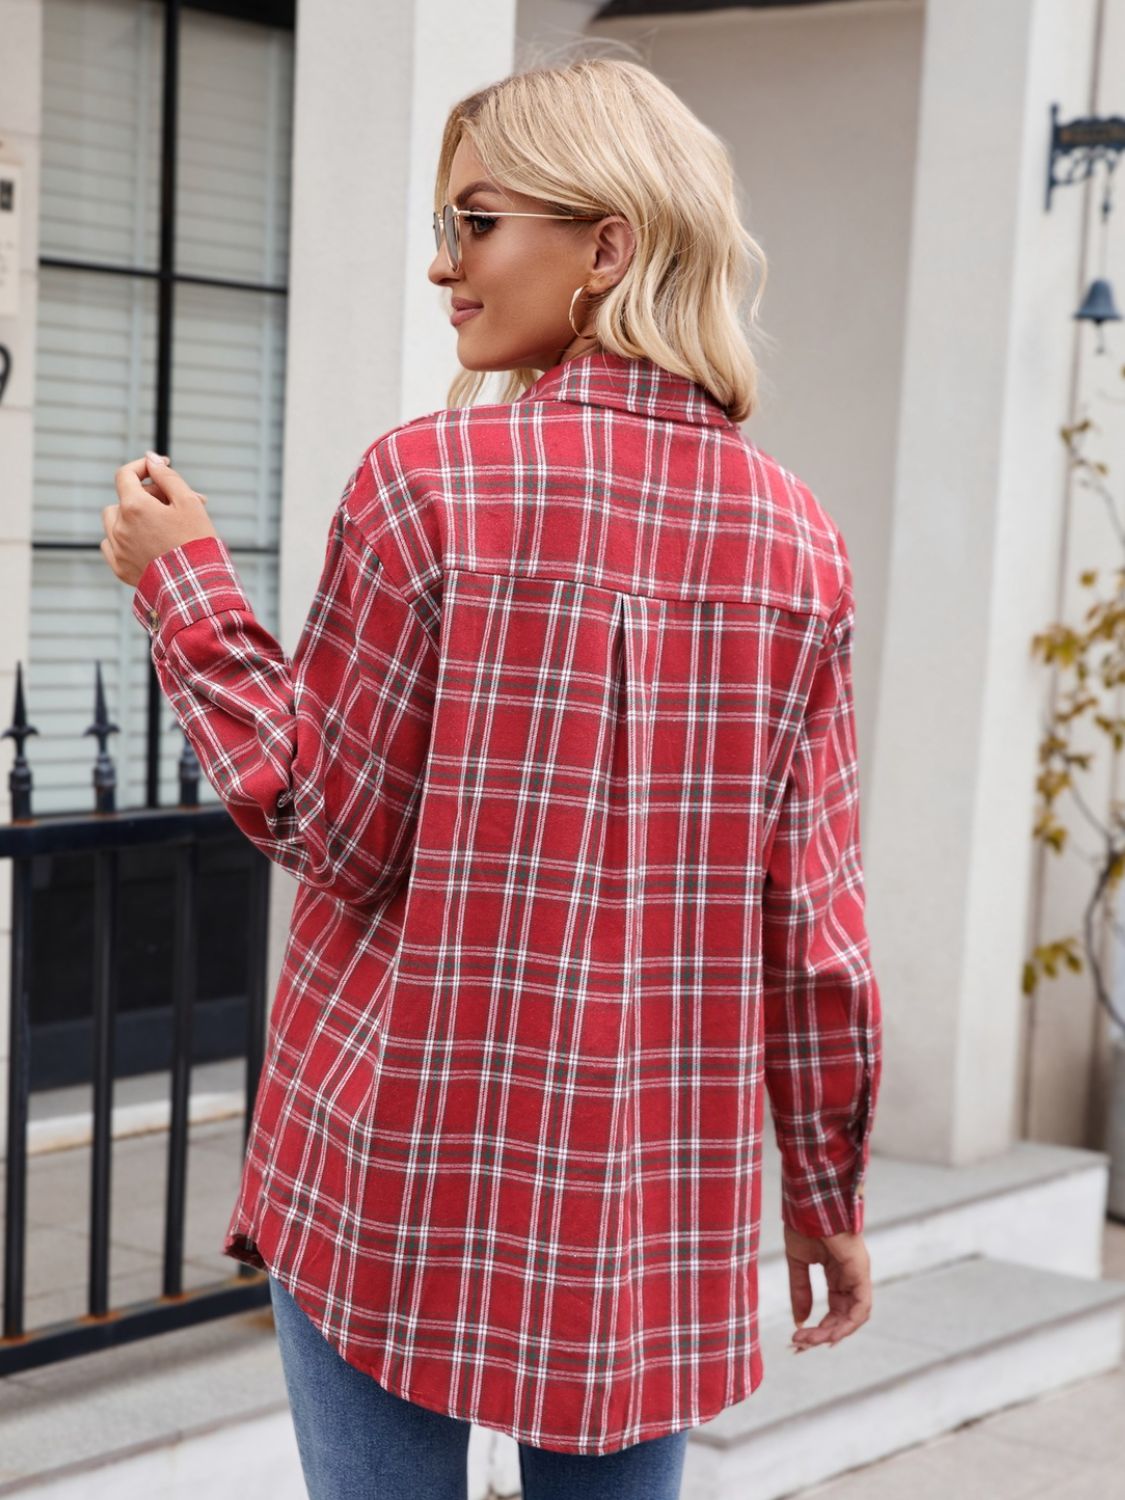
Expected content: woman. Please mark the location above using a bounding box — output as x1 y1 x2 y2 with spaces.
101 54 882 1500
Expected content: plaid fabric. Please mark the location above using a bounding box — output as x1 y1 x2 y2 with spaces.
133 348 882 1456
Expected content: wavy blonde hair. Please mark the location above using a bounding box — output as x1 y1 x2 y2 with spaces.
434 49 772 424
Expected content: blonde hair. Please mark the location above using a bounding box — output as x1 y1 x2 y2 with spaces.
434 49 772 424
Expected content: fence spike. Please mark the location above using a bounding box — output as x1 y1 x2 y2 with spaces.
2 662 39 821
83 662 120 815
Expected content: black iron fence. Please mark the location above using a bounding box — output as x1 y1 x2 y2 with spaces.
0 662 271 1375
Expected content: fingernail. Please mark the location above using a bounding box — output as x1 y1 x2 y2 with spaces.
146 450 166 466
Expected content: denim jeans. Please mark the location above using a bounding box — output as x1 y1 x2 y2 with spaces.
267 1272 693 1499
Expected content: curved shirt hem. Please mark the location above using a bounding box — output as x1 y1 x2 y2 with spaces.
221 1211 766 1458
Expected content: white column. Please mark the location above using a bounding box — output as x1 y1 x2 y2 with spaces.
864 0 1103 1165
267 0 517 998
0 0 42 1161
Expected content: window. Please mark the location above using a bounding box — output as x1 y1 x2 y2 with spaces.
32 0 294 813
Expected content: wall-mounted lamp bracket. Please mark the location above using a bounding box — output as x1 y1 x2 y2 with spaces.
1047 101 1125 211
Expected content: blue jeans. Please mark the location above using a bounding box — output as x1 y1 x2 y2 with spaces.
267 1272 692 1499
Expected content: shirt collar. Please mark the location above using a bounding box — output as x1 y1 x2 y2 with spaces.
514 348 736 429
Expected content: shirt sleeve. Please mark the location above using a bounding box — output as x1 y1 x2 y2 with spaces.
761 572 883 1238
130 467 438 912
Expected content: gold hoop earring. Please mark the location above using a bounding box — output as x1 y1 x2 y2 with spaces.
569 284 588 339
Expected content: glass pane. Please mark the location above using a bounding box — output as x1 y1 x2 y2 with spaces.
40 0 163 272
32 266 157 545
176 8 294 284
34 273 285 550
169 281 286 551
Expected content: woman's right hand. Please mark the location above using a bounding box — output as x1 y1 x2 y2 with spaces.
783 1224 873 1351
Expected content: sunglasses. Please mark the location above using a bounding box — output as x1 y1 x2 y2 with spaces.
432 202 605 272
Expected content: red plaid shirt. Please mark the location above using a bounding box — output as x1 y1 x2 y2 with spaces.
133 348 882 1456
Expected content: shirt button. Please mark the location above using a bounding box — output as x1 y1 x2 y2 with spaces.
148 608 159 631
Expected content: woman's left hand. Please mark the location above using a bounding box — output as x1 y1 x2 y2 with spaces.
101 452 219 588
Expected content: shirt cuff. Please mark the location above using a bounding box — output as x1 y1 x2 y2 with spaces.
779 1115 872 1239
133 535 252 656
781 1173 866 1239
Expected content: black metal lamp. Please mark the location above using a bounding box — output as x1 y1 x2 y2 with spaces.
1047 103 1125 354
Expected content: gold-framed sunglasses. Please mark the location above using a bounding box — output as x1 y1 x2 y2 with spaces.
432 202 604 272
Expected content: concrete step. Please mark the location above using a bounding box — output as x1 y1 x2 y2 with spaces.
678 1255 1125 1500
0 1299 299 1499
